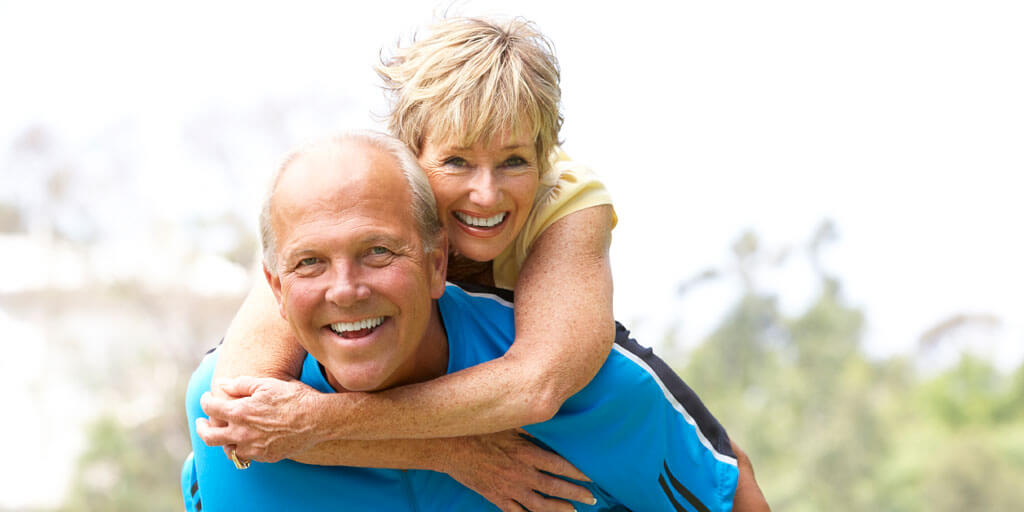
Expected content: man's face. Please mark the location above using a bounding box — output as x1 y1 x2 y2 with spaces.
265 140 447 392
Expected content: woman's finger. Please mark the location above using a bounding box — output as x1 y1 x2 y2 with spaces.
219 444 236 463
195 418 232 446
215 376 263 398
199 392 240 423
514 491 577 512
528 448 590 482
497 499 528 512
533 472 596 506
509 435 591 482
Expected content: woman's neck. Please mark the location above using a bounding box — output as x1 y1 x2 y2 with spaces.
446 252 495 287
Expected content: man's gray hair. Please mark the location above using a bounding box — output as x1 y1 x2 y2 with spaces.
259 130 442 276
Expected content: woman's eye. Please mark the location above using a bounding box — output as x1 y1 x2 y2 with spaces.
503 156 527 167
443 156 468 167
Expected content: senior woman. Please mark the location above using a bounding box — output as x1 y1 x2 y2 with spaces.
197 16 765 512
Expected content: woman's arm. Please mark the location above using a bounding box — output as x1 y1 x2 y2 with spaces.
292 431 597 512
202 204 616 443
196 411 595 512
214 278 306 383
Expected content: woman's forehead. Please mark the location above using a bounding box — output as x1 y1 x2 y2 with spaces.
422 122 536 151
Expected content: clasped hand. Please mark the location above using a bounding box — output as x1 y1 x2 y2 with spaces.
195 376 597 511
197 376 320 463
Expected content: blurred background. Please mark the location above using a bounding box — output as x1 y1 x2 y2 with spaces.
2 0 1022 510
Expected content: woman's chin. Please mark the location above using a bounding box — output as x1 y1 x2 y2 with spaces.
451 240 504 263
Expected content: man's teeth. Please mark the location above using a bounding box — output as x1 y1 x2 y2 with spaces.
455 211 506 228
330 317 385 334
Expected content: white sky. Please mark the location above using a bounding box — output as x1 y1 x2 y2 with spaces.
2 0 1024 506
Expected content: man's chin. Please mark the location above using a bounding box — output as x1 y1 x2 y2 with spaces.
323 363 392 393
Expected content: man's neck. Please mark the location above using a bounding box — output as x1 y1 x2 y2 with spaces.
412 299 450 383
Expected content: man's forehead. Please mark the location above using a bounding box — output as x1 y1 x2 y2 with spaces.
274 140 406 210
270 138 416 247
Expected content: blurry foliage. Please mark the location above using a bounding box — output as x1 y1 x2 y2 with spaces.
48 289 242 512
679 224 1024 512
59 405 187 512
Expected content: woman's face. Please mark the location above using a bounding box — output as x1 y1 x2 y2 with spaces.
417 131 540 263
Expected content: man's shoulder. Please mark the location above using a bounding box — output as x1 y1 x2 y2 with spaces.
445 281 515 304
440 281 515 329
440 282 517 373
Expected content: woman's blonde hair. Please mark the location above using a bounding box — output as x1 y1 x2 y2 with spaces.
377 17 563 176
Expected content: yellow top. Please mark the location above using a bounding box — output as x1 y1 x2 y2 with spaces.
491 147 617 289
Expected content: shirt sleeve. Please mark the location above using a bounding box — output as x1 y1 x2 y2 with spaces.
523 323 740 512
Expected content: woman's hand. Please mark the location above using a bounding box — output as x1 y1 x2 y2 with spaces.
197 376 323 463
442 429 597 512
196 377 597 511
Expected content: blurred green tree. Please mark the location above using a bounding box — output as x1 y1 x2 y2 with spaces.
675 223 1024 511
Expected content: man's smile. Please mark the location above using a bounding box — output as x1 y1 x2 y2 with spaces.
327 317 387 339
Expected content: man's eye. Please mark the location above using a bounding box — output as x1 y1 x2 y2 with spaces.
369 246 392 256
297 257 319 267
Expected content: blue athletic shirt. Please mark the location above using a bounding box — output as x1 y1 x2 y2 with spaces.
183 283 739 511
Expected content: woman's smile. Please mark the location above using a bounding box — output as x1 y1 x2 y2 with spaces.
419 131 540 262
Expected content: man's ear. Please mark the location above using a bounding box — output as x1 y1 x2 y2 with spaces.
427 233 448 299
263 263 287 319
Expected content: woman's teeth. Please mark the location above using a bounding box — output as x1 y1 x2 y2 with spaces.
454 211 506 228
330 317 385 335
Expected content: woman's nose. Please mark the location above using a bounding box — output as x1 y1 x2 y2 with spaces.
467 169 500 208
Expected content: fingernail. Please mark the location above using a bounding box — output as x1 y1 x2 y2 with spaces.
590 497 597 505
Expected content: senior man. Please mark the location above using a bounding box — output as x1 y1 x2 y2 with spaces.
182 131 767 511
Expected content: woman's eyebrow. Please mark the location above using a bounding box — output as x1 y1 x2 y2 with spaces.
445 143 530 151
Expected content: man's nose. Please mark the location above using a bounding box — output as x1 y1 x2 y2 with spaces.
324 265 371 306
467 168 500 208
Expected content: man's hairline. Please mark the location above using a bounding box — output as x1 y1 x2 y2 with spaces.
260 131 442 277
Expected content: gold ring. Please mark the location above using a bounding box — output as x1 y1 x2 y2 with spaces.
231 449 251 470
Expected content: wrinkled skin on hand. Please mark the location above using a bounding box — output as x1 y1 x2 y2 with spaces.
197 376 320 463
196 377 598 511
443 429 596 512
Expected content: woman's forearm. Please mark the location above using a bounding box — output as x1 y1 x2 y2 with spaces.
291 437 456 469
214 277 306 385
289 433 598 510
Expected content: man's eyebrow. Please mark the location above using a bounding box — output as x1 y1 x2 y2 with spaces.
282 248 317 261
362 233 408 247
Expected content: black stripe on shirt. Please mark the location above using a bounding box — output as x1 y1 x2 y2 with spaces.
613 322 736 461
664 460 710 512
658 473 688 512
